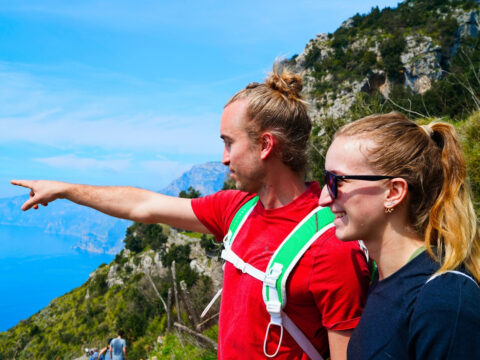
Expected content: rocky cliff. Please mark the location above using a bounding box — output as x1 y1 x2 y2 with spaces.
282 0 480 121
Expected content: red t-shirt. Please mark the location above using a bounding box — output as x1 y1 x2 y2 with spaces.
192 182 370 359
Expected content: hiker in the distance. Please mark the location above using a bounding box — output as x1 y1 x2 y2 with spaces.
88 348 99 360
110 330 128 360
319 112 480 359
12 70 370 359
98 338 113 360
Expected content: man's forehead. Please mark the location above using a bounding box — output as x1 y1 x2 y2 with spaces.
223 99 249 118
220 99 249 133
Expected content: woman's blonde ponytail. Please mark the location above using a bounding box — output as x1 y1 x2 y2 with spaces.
425 123 480 281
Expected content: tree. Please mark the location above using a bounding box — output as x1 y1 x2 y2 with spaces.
380 33 406 83
221 178 236 190
124 222 168 253
179 186 201 199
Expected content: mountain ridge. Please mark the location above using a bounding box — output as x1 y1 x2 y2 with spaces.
159 161 228 197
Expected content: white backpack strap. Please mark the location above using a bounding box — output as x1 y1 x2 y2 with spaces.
282 312 324 360
221 244 265 281
427 270 479 287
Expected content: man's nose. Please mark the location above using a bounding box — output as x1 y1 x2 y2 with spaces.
222 148 230 166
318 185 333 207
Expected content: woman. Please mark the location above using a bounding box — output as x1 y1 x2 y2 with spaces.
98 338 113 360
318 112 480 359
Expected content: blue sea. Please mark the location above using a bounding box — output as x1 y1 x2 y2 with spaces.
0 225 114 332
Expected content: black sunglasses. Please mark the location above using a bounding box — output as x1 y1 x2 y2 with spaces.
323 170 395 199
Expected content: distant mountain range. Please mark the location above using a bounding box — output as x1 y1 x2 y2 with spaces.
0 196 130 254
160 161 228 196
0 161 228 253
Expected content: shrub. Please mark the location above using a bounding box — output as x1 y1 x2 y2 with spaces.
200 234 222 258
161 244 191 267
380 33 406 83
124 222 168 253
303 45 321 68
179 186 201 199
460 112 480 216
90 271 108 296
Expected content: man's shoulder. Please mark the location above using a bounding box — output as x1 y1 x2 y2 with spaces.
196 189 254 206
111 337 124 345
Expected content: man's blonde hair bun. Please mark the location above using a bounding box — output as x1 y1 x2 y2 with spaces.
265 71 303 100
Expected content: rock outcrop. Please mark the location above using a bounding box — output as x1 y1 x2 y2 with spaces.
282 5 480 121
98 229 223 290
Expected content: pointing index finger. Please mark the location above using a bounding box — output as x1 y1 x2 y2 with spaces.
10 180 34 189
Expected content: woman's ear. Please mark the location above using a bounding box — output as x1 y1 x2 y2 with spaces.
384 178 408 210
260 132 275 160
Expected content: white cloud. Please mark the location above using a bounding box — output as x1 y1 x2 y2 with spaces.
1 112 222 155
34 154 131 172
0 64 223 156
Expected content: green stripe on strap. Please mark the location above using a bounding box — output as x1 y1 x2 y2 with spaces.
265 207 334 306
226 196 259 246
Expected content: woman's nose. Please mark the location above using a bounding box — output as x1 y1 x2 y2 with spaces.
318 185 333 207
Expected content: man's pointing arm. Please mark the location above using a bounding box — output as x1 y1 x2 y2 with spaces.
10 180 209 233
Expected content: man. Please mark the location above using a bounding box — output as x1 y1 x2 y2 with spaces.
12 70 369 359
110 330 128 360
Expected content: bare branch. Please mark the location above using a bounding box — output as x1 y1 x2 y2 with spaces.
171 261 182 323
385 96 428 119
179 280 200 328
196 313 219 331
174 322 218 350
144 272 171 331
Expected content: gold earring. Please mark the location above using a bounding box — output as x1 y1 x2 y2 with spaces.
384 207 394 214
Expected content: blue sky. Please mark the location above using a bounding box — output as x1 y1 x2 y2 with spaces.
0 0 400 198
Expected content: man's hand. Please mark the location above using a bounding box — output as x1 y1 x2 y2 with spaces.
10 180 67 211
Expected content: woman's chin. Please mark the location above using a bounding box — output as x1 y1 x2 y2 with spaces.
334 227 356 242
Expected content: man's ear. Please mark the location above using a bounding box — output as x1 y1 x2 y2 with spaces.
384 178 408 210
260 132 275 160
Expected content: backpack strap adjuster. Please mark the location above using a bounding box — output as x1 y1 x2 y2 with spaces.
265 262 283 288
266 300 282 316
234 257 248 273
